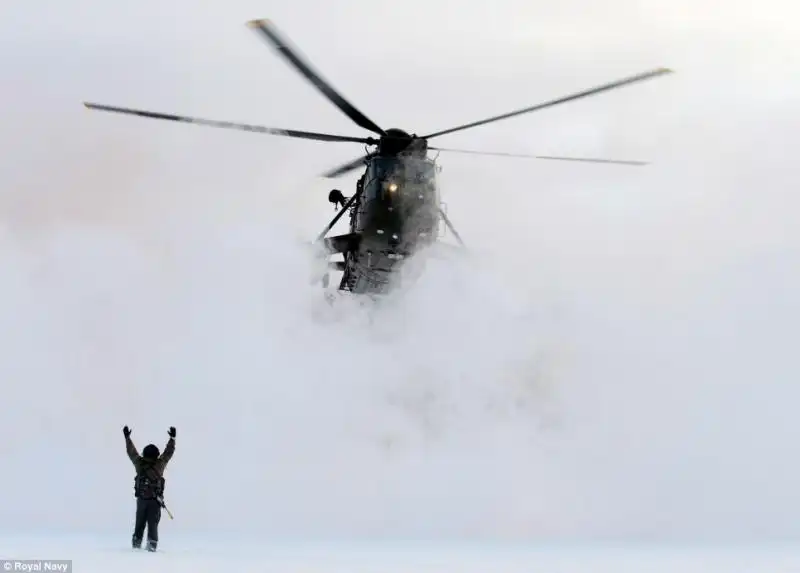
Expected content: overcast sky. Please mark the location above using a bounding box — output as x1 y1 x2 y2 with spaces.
3 0 798 263
1 0 799 543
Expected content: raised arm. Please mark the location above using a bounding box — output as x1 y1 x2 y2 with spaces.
123 426 141 466
158 427 176 468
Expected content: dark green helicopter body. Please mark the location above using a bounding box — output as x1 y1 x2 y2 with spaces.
319 140 445 294
83 19 672 295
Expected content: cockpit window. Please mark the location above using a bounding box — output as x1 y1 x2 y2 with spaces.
365 156 436 201
374 157 434 181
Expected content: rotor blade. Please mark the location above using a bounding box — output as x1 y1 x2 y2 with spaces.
83 102 373 144
247 19 385 137
423 67 673 140
429 146 647 165
321 153 374 178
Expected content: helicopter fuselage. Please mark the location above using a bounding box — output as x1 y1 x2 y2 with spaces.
328 153 442 293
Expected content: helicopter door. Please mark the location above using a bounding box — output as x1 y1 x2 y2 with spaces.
353 169 382 235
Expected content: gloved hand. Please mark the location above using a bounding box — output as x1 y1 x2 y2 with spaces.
168 426 176 438
123 426 131 438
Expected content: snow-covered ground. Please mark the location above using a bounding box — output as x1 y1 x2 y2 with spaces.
2 536 799 573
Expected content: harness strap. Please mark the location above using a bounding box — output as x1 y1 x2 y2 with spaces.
134 464 165 499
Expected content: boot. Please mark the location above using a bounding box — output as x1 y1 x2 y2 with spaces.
132 535 142 549
146 539 157 552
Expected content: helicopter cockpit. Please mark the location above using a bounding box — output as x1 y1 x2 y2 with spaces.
354 154 440 246
366 155 437 202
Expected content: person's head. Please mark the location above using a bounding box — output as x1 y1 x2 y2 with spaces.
142 444 159 460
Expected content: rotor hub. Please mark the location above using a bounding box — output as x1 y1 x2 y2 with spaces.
378 128 427 157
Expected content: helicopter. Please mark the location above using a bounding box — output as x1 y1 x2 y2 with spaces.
83 19 673 295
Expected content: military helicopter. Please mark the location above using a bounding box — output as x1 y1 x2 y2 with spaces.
83 19 672 295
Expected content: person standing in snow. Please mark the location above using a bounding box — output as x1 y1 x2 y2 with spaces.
123 425 176 552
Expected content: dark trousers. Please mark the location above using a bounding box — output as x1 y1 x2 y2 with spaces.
132 498 162 549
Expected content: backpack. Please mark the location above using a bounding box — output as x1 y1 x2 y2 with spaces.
134 464 165 499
